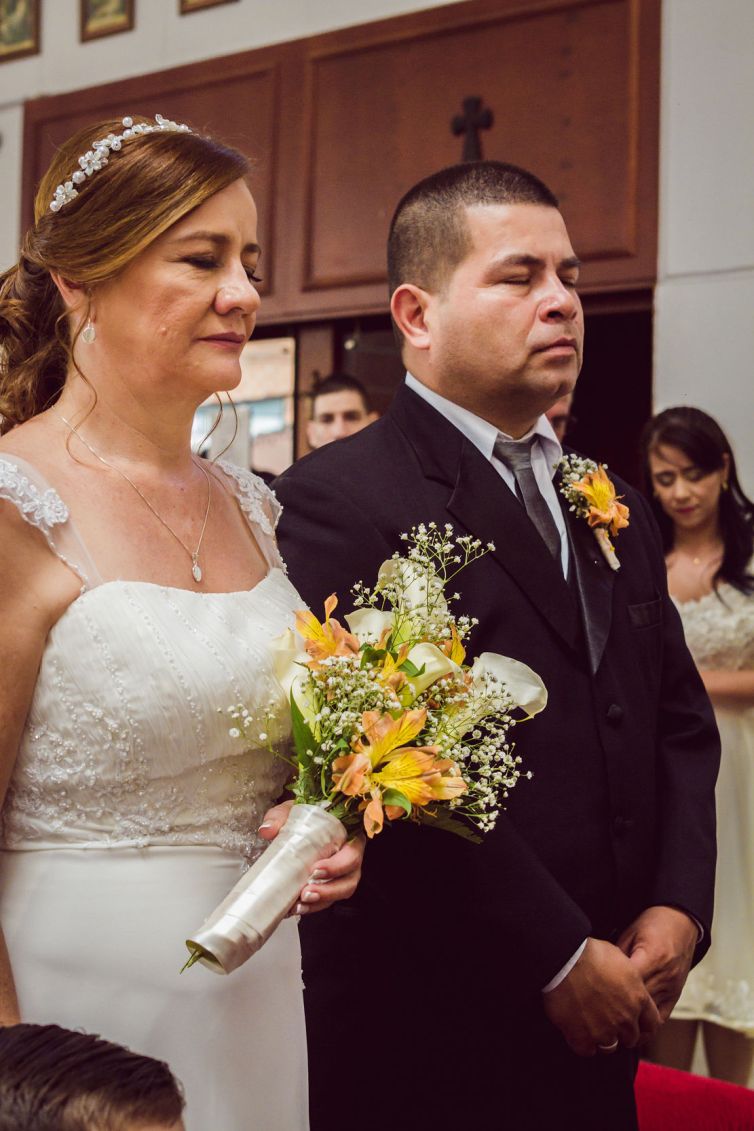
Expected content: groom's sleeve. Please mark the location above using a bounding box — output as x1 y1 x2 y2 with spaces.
275 462 594 990
274 465 395 612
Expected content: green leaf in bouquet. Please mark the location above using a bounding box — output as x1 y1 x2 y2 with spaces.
290 691 317 766
417 806 483 844
360 645 387 669
381 788 413 818
398 658 425 678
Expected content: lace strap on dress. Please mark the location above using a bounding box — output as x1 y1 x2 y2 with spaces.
0 455 101 590
213 458 284 570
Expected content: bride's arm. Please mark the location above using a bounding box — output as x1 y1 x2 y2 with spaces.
697 668 754 709
0 502 80 1024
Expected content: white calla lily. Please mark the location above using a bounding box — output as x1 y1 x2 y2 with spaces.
404 642 463 698
376 557 448 617
470 652 548 718
270 629 307 695
344 607 395 644
269 629 318 729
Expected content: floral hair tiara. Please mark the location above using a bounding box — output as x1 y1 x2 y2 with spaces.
49 114 192 213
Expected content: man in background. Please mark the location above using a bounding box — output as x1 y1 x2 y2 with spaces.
546 390 575 442
305 373 377 449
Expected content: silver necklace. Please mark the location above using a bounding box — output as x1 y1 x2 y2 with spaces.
57 411 212 584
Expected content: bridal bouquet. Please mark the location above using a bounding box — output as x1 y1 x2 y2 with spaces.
184 524 547 974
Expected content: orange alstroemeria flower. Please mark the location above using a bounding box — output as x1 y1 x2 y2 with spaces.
571 466 630 537
376 645 410 698
439 623 466 665
333 708 469 838
354 709 427 767
331 751 372 796
295 594 360 663
359 749 468 838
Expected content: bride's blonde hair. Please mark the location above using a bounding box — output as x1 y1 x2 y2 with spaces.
0 116 250 434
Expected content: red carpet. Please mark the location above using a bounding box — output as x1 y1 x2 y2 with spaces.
636 1061 754 1130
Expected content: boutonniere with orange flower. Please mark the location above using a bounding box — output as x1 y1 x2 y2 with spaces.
184 524 547 975
558 455 630 571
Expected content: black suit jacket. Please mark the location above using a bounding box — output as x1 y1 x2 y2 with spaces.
275 383 719 1129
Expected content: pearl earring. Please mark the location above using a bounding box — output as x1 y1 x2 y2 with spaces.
81 319 96 344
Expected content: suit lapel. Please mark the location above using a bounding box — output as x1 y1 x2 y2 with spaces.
559 479 615 674
447 440 581 652
389 384 584 655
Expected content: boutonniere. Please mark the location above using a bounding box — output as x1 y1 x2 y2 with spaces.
558 456 630 571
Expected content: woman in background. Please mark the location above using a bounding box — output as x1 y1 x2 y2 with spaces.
641 406 754 1084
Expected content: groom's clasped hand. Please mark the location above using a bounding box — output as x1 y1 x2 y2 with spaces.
544 936 660 1057
545 905 699 1055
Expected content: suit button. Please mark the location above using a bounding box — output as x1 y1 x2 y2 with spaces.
607 703 624 724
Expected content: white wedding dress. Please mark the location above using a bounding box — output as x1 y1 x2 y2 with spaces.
672 575 754 1035
0 455 309 1129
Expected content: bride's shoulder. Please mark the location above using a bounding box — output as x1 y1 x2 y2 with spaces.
0 447 69 532
0 428 87 608
210 458 281 536
0 463 80 625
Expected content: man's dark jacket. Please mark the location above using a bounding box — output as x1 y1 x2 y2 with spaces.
275 383 719 1131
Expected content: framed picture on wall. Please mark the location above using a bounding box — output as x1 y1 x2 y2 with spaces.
180 0 240 13
81 0 135 42
0 0 40 63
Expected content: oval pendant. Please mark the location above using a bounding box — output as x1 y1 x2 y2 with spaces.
192 561 202 583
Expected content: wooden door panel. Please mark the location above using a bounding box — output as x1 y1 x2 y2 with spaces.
303 0 642 295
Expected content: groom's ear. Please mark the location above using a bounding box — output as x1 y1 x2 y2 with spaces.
390 284 432 352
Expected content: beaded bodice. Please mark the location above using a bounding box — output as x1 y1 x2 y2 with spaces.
0 455 299 856
674 574 754 672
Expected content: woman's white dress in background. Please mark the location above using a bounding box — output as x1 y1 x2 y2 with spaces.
672 578 754 1036
0 455 309 1129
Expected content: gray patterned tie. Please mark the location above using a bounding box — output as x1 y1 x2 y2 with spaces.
493 436 562 559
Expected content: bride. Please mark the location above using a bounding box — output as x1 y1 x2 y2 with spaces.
0 114 362 1129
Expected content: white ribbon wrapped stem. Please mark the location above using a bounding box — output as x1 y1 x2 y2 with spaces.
594 527 621 571
186 804 346 975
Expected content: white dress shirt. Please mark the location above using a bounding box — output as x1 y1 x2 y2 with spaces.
405 373 569 576
405 373 582 990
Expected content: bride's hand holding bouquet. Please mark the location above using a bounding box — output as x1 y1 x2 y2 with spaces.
184 523 547 974
257 798 364 917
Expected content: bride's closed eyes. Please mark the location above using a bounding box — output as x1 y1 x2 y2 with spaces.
182 254 262 283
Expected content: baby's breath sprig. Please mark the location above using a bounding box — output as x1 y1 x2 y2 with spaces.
558 454 599 518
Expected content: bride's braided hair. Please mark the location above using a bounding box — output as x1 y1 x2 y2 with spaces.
0 115 250 434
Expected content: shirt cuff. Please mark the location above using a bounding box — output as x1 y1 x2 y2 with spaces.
541 939 588 993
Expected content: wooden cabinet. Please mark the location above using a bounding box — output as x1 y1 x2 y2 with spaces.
23 0 659 326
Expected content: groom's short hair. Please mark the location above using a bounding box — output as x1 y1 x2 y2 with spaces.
387 161 559 302
0 1023 185 1130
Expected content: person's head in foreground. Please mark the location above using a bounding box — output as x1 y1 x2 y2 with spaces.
640 405 754 593
306 373 378 449
387 160 583 438
0 113 258 435
0 1023 185 1131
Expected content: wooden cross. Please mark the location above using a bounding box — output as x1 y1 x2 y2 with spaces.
451 96 493 162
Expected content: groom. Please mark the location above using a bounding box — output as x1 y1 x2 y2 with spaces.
275 162 719 1130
